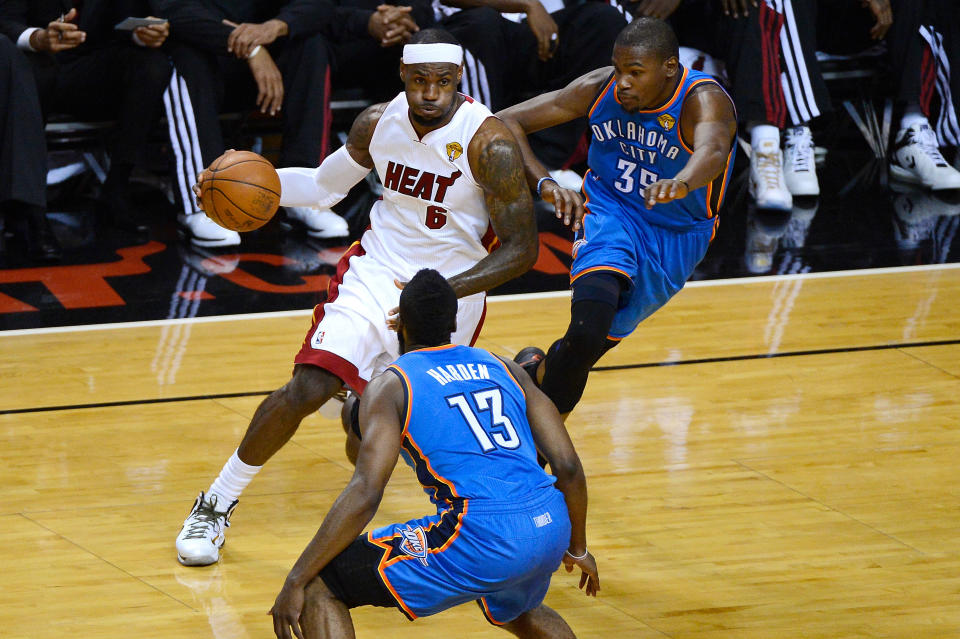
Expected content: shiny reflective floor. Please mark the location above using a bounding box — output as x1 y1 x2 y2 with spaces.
2 266 959 637
2 140 960 331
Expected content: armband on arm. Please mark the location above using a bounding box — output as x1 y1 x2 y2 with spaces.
277 145 371 209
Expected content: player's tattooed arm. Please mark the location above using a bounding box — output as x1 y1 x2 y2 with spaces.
446 118 538 299
344 102 389 169
497 68 610 230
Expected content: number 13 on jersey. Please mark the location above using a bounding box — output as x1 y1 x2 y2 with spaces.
447 388 521 452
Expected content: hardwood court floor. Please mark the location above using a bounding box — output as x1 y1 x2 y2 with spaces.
2 265 959 638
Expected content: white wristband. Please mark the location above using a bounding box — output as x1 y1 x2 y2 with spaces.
536 176 557 198
565 547 588 561
247 45 262 59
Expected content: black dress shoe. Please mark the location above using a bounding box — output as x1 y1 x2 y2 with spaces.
25 209 63 262
98 191 149 235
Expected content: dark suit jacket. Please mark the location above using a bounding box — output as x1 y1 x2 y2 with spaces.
0 0 153 50
151 0 428 55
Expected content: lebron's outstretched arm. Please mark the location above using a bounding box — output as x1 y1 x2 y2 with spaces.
444 116 539 299
274 102 386 208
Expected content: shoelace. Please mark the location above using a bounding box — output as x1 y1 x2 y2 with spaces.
914 126 948 166
786 129 813 173
183 499 228 540
755 152 783 189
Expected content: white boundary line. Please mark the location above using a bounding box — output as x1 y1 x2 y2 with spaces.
2 262 959 338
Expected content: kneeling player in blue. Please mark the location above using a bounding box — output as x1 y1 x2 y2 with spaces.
498 18 738 417
269 269 598 639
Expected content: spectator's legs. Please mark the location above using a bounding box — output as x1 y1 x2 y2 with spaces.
53 45 171 231
329 38 402 104
274 34 348 239
886 0 960 189
0 35 59 261
516 3 627 170
163 43 239 247
440 7 508 109
275 33 333 168
723 1 827 208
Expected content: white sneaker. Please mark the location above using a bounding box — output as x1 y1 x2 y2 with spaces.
890 122 960 190
179 212 241 248
176 492 238 566
285 206 349 239
781 199 818 250
749 139 792 210
783 126 820 196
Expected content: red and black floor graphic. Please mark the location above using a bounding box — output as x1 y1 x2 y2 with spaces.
2 147 959 331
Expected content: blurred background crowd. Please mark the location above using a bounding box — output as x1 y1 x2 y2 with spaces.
0 0 958 279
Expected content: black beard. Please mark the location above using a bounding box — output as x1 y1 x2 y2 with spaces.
410 110 446 127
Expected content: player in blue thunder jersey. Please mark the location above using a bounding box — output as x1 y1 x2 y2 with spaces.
270 269 597 639
498 18 737 417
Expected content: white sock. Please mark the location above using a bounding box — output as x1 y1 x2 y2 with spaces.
750 124 781 151
207 449 261 512
901 105 928 131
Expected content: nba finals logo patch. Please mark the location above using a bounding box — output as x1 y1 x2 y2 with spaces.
446 142 463 162
658 114 675 131
399 525 429 566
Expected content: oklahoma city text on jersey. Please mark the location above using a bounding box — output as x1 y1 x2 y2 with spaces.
591 117 681 163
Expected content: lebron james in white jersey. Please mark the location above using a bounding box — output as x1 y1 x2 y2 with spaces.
177 30 537 567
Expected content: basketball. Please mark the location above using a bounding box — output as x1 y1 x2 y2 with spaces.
200 151 281 232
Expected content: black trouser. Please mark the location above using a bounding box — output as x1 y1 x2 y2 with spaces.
716 0 829 127
440 6 509 109
165 34 333 215
818 0 960 146
29 44 171 168
0 35 46 210
443 3 626 167
329 36 403 104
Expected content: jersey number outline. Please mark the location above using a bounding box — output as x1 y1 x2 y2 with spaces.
425 205 447 229
614 159 658 194
447 388 521 452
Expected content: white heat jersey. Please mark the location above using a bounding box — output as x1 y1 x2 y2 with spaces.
363 92 495 288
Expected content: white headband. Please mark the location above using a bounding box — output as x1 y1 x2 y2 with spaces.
402 43 463 66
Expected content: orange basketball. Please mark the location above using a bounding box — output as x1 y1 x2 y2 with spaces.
200 151 281 232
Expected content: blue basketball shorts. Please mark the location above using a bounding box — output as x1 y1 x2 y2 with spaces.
320 489 570 625
571 192 715 340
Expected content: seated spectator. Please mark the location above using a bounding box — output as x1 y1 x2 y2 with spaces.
707 0 829 211
0 33 56 261
434 0 627 170
817 0 960 191
0 0 172 260
156 0 423 247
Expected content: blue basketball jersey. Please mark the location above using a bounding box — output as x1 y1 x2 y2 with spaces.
585 66 736 229
387 345 556 509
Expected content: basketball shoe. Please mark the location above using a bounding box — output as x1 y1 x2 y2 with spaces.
179 212 241 248
285 206 349 238
889 122 960 190
783 126 820 196
176 492 238 566
514 346 545 385
749 138 792 211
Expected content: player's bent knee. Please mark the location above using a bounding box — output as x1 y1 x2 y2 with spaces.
284 364 342 414
563 323 610 365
